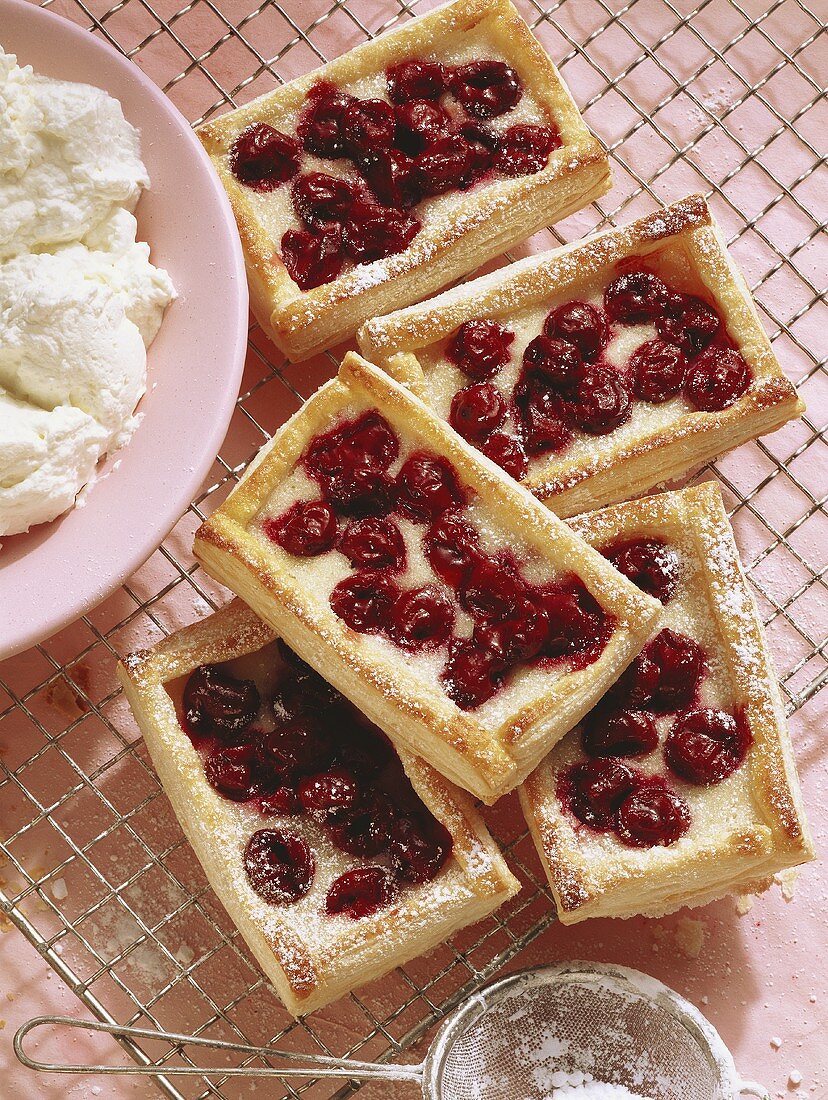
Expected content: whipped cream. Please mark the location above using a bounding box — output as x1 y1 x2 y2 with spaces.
0 48 174 536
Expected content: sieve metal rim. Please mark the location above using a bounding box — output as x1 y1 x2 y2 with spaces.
421 960 763 1099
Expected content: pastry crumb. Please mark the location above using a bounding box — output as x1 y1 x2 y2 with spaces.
770 1036 783 1050
51 877 68 901
675 917 706 959
735 893 754 915
788 1070 803 1088
776 867 799 902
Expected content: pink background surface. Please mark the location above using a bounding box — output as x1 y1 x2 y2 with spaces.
0 0 825 1097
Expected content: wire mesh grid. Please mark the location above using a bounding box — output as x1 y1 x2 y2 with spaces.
0 0 825 1095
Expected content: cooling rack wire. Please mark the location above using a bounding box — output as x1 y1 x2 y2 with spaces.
1 0 825 1096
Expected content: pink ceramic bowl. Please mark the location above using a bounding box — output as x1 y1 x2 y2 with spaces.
0 0 248 659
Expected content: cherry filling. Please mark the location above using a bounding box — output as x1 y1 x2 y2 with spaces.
183 643 455 917
522 335 584 392
339 516 406 571
183 664 260 741
446 319 515 380
482 432 529 480
230 124 301 189
664 707 752 785
386 59 446 104
604 270 670 323
305 410 400 480
630 339 687 404
389 585 455 650
292 172 363 229
342 204 421 263
297 82 355 158
474 595 548 662
516 383 573 457
494 124 560 176
361 149 417 209
657 294 720 356
441 638 506 709
581 708 659 758
395 453 466 520
281 227 343 291
394 99 452 155
459 556 526 621
450 382 507 441
244 829 315 904
413 135 477 195
538 579 610 661
621 628 706 713
424 509 482 586
449 60 522 118
684 347 751 411
557 759 639 830
326 867 398 919
615 782 691 848
263 500 338 557
571 365 632 434
603 536 680 604
330 570 400 633
342 98 397 158
544 301 608 362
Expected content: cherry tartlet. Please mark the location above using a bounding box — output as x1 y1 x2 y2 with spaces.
226 54 561 291
262 409 615 712
181 644 454 916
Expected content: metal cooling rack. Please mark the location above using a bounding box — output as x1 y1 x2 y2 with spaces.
1 0 825 1095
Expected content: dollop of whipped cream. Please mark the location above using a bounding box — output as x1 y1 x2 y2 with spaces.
0 47 174 536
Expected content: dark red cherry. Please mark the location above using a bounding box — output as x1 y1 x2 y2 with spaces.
330 570 400 633
322 466 395 518
360 149 417 208
665 708 752 785
449 60 521 118
450 382 506 441
327 790 394 857
335 717 395 779
538 580 607 660
342 98 396 158
244 829 315 904
474 595 548 662
396 453 466 521
616 782 691 848
205 744 258 801
630 338 687 404
291 172 362 229
522 335 583 392
604 537 679 604
259 786 300 816
395 99 452 155
339 516 406 571
442 638 506 710
494 124 560 176
342 204 420 262
684 347 751 411
624 628 706 713
281 226 344 291
581 708 659 758
326 867 398 919
297 81 354 158
305 411 400 480
413 135 475 195
481 432 528 480
657 295 720 355
255 719 334 780
558 758 639 830
544 301 608 362
230 124 301 190
604 269 670 323
183 664 260 741
389 586 455 651
297 766 360 818
424 510 482 587
571 364 631 434
264 499 337 557
515 383 573 456
458 122 497 179
459 556 526 621
446 319 514 380
389 813 452 883
386 59 445 104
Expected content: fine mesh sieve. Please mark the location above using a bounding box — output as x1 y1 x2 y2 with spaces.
15 961 768 1098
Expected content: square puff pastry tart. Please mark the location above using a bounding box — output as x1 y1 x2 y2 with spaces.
193 352 661 804
359 194 804 517
519 482 814 924
197 0 609 362
118 599 519 1017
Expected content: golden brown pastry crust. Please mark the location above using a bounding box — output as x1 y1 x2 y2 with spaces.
197 0 610 361
193 352 662 803
118 599 519 1016
359 195 804 517
519 482 814 923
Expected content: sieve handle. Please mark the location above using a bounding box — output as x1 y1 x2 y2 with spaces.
14 1015 425 1084
737 1081 770 1099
